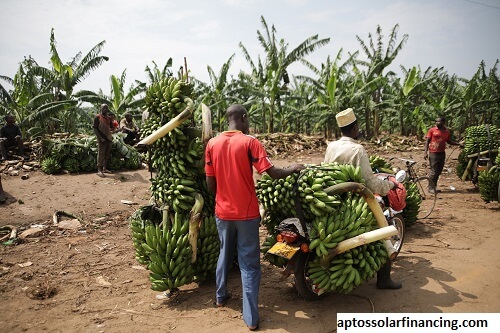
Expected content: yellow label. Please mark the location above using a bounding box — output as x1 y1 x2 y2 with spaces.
267 242 300 259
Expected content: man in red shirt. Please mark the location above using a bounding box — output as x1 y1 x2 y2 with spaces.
424 116 462 193
205 104 304 331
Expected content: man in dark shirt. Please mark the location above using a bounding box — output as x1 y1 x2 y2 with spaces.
1 114 26 161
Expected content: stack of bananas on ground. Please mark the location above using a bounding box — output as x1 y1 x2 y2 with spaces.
257 162 390 293
478 167 500 202
129 76 219 292
369 155 421 226
457 124 499 180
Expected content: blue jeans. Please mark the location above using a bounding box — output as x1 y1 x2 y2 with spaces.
215 216 261 327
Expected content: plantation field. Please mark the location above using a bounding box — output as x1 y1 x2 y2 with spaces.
0 140 499 333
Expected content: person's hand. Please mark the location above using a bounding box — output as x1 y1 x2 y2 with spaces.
423 152 428 160
290 164 306 173
15 135 21 140
100 138 106 143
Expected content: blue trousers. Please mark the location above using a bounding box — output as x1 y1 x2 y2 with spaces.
215 216 261 327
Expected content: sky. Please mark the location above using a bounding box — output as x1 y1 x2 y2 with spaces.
1 0 499 94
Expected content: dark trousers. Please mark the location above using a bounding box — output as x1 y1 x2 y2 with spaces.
1 138 24 159
429 152 445 189
97 139 112 168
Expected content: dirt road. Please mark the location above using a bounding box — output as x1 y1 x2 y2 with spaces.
0 149 499 332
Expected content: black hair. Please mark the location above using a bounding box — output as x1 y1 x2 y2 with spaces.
340 120 358 135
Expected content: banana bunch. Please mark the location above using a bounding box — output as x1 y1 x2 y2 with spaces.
257 162 364 223
144 77 194 119
124 151 141 170
193 215 220 280
478 168 500 202
308 192 376 258
463 125 500 155
131 76 221 293
401 182 421 226
41 156 61 174
145 213 195 291
458 125 500 180
62 157 79 173
369 155 394 174
129 205 161 265
150 177 201 212
306 241 388 294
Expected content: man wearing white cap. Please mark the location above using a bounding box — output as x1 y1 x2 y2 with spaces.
324 108 402 289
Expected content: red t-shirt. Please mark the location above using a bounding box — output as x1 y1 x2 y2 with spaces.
205 131 273 220
426 126 451 153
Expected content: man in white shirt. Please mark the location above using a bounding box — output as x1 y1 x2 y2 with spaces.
324 108 402 289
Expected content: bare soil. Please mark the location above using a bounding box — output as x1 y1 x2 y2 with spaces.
1 141 499 333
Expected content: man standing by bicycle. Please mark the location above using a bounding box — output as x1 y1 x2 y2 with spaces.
324 108 402 289
424 116 463 194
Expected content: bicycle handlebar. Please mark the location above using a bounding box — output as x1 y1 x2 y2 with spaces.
389 157 417 167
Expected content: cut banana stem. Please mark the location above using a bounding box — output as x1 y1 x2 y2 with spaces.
137 98 194 146
320 226 398 267
201 103 213 145
188 193 204 263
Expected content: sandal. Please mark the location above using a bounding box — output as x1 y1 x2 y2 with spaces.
103 169 113 174
213 294 231 307
97 171 105 178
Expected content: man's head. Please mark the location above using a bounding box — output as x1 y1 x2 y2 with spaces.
226 104 249 134
100 104 109 116
124 113 133 122
435 116 446 129
4 114 15 125
336 108 360 138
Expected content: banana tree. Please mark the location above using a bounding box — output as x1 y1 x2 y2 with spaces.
355 24 408 137
1 57 75 138
25 28 109 134
298 49 360 138
75 70 146 120
144 58 174 84
449 61 498 132
194 55 239 132
239 15 330 133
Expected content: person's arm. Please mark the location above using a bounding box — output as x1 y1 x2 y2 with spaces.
15 125 22 139
447 132 463 147
358 151 393 195
424 137 431 160
206 175 216 194
93 116 106 142
265 164 305 179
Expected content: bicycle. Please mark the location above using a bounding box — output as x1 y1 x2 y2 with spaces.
391 158 437 219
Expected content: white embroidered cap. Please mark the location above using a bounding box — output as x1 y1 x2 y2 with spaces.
336 108 356 127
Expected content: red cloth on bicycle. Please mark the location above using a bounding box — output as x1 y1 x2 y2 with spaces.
205 130 273 220
386 175 407 211
425 126 451 153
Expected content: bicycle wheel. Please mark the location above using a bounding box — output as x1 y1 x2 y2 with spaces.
414 176 437 219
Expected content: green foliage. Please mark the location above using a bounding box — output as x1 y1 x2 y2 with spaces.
1 21 499 142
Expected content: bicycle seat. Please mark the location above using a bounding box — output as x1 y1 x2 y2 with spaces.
400 158 416 167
